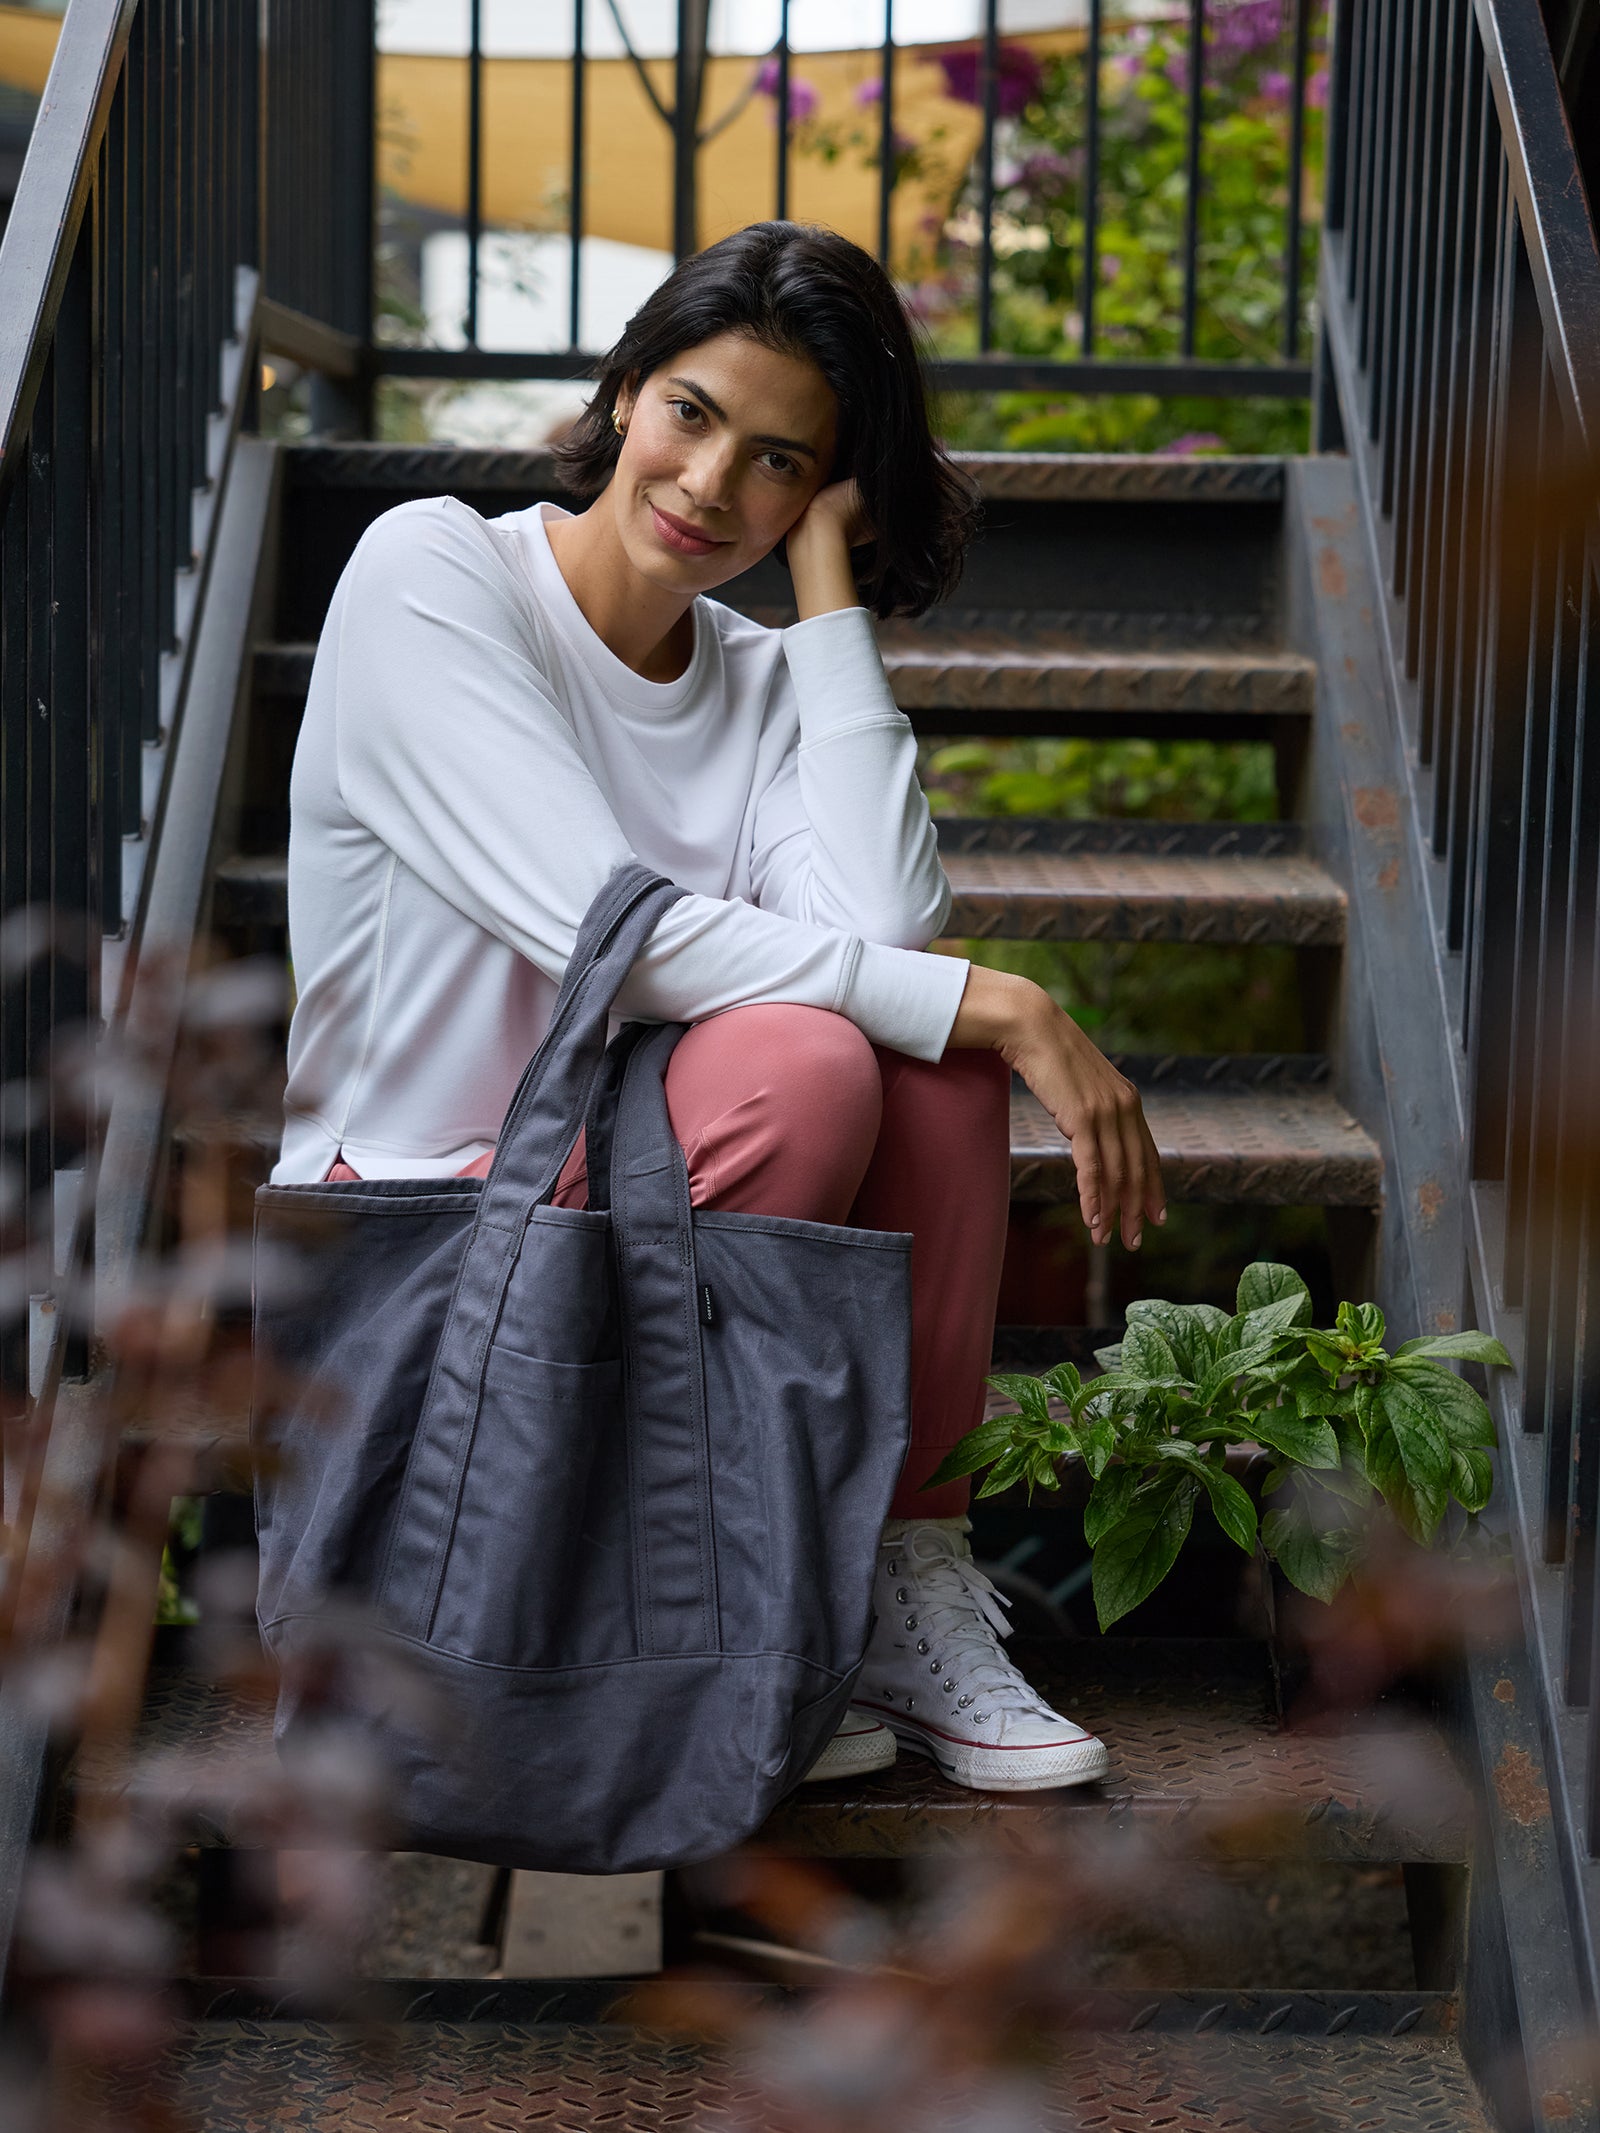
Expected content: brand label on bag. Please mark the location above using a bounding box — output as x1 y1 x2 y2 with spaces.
699 1283 716 1326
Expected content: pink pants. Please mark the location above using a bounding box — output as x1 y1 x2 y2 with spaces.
328 1005 1011 1519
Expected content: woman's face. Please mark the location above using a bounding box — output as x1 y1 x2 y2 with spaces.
609 331 839 594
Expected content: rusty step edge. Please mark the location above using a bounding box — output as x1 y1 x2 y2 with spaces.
93 1638 1471 1864
170 1066 1381 1209
251 639 1314 719
282 444 1287 506
175 1978 1458 2037
213 846 1346 948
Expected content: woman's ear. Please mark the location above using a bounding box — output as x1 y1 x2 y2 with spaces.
613 371 641 428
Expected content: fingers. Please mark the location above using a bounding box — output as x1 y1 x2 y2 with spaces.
1070 1080 1164 1250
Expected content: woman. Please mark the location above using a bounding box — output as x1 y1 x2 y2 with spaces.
275 222 1165 1794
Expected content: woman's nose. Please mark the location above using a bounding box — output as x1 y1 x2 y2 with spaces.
679 439 738 514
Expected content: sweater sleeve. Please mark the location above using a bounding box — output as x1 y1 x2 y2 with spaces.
329 501 969 1060
751 605 955 952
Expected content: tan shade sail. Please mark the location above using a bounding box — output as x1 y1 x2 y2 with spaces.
378 35 1087 266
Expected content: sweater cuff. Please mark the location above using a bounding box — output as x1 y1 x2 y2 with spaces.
841 940 970 1062
781 606 903 741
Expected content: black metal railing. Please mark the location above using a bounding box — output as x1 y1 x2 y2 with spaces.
0 0 368 1417
1320 0 1600 1839
376 0 1321 403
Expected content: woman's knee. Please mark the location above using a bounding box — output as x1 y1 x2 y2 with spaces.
677 1004 882 1128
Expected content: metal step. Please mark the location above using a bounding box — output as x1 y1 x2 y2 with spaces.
1012 1063 1381 1206
281 442 1287 506
178 1978 1457 2036
172 1063 1380 1211
99 1640 1467 1865
211 829 1346 950
245 635 1313 743
938 820 1344 946
96 2017 1494 2131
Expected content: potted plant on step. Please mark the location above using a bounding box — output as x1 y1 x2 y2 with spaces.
926 1263 1510 1630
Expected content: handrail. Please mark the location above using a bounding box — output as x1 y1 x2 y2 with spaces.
1474 0 1600 450
0 0 135 492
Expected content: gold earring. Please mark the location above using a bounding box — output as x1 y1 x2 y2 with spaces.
612 409 627 437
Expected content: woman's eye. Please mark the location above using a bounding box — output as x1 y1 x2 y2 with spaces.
669 399 702 424
759 451 798 476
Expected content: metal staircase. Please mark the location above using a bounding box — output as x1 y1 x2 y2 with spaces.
87 437 1502 2129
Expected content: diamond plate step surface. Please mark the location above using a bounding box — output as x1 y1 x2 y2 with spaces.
942 844 1345 946
246 635 1312 743
105 1641 1467 1864
212 835 1347 949
102 2019 1492 2131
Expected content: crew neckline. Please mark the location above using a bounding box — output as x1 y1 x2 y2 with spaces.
514 500 711 710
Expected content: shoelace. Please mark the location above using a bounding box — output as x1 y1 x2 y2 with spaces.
887 1531 1053 1718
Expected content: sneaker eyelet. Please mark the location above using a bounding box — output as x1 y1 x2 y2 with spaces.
906 1696 916 1709
895 1588 909 1604
943 1679 956 1692
957 1695 973 1709
974 1713 989 1725
904 1615 917 1630
928 1659 942 1673
886 1560 898 1576
916 1640 929 1655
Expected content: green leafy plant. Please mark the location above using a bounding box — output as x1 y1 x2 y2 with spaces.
927 1262 1509 1630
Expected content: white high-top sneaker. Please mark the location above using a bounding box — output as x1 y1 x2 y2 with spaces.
851 1516 1110 1791
800 1708 897 1783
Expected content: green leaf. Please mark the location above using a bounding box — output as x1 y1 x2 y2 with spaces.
1154 1442 1258 1553
1304 1330 1354 1376
1236 1262 1313 1326
1120 1319 1186 1384
1197 1335 1289 1407
1093 1341 1125 1373
1262 1503 1353 1604
922 1413 1029 1490
1042 1361 1084 1407
1075 1411 1118 1480
1245 1409 1341 1470
975 1445 1034 1500
1084 1462 1140 1546
1451 1446 1494 1514
1092 1475 1198 1630
1124 1300 1217 1379
1393 1332 1513 1368
1366 1403 1447 1543
1387 1357 1498 1448
1378 1376 1452 1489
984 1372 1052 1423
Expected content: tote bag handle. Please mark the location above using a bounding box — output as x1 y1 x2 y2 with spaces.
475 864 686 1222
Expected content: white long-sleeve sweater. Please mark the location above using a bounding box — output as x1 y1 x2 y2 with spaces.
272 496 971 1183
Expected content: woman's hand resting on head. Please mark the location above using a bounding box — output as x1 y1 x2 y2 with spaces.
785 477 874 622
949 965 1167 1251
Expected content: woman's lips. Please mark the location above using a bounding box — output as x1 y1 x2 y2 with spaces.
650 503 729 558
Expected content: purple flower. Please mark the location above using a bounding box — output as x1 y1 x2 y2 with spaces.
936 42 1044 118
754 56 819 123
1113 49 1145 83
1306 65 1329 107
1208 0 1283 63
1160 431 1228 455
1100 253 1122 282
854 77 882 107
1259 67 1291 101
1014 147 1079 198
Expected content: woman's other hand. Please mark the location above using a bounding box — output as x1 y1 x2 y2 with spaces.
948 964 1167 1251
786 478 873 621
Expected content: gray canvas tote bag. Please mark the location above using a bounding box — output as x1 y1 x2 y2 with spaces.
252 863 914 1872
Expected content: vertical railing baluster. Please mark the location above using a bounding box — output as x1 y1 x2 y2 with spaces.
977 0 999 355
569 0 585 352
876 0 895 270
466 0 483 347
1282 0 1309 362
1180 0 1203 358
1081 0 1102 361
775 0 790 221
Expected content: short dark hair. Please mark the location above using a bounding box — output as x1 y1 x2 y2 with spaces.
554 221 979 619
